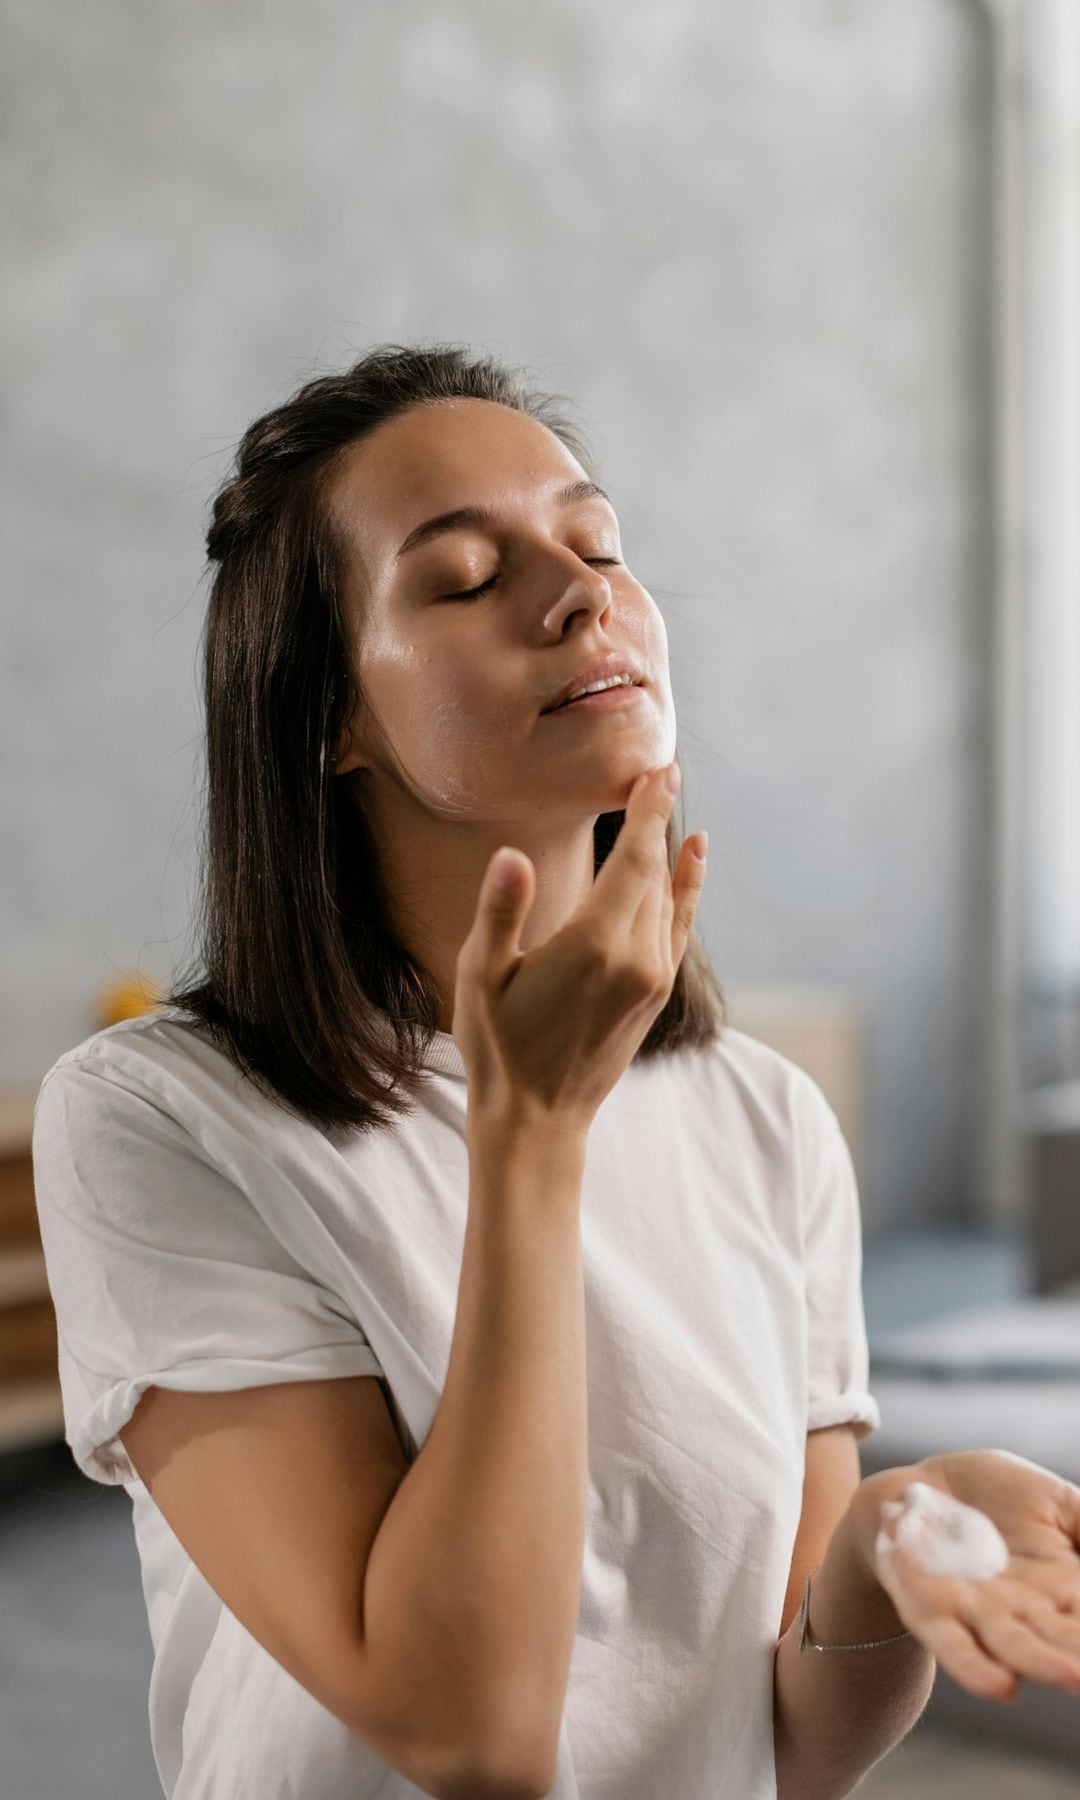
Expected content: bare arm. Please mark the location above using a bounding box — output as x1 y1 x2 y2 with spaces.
386 758 700 1792
773 1465 937 1800
360 1105 589 1798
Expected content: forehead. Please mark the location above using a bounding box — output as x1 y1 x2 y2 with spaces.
324 398 588 581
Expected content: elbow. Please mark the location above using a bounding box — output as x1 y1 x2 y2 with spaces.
431 1720 559 1800
437 1772 554 1800
342 1684 558 1799
434 1756 556 1800
347 1647 560 1798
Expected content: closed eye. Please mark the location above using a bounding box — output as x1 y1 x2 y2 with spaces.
442 558 622 602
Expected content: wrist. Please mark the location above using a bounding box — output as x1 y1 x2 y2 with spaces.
466 1101 590 1192
807 1465 925 1647
846 1463 926 1588
467 1094 590 1157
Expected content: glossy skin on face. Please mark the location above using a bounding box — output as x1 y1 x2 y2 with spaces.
324 396 677 1028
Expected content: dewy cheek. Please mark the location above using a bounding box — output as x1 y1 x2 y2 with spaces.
875 1481 1010 1580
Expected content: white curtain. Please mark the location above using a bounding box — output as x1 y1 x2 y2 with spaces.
1019 0 1080 1086
978 0 1080 1225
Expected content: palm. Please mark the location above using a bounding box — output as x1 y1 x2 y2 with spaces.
923 1449 1080 1594
873 1450 1080 1702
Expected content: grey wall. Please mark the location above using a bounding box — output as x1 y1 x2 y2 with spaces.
1 0 993 1234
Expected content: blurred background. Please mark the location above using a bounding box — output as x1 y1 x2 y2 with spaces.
2 0 1079 1794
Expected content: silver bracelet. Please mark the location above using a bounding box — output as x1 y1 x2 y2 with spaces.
798 1566 914 1653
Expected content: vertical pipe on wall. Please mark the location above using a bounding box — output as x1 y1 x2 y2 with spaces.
975 0 1080 1226
1019 0 1080 1085
974 0 1028 1225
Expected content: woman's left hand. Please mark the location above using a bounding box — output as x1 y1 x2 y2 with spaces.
853 1450 1080 1703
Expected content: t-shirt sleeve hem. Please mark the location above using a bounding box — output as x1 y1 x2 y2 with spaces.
69 1342 387 1487
807 1391 882 1441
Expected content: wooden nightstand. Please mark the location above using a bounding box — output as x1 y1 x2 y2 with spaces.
0 1086 66 1453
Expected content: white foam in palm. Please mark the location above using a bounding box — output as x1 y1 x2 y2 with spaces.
875 1480 1010 1580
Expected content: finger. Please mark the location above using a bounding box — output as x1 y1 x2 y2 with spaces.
958 1597 1080 1692
1010 1587 1080 1664
627 800 684 959
919 1616 1019 1701
462 845 535 984
628 771 687 959
1013 1557 1080 1619
587 764 680 937
628 801 704 989
627 830 672 977
669 832 708 973
635 830 699 977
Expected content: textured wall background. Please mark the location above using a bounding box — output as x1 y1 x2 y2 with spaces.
1 0 993 1233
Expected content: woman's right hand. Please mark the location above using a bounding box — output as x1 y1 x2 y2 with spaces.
452 762 708 1133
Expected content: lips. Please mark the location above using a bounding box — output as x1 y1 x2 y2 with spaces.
550 679 644 711
541 659 645 713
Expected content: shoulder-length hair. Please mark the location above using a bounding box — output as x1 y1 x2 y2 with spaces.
163 342 728 1132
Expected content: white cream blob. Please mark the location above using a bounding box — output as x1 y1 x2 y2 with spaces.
875 1480 1010 1580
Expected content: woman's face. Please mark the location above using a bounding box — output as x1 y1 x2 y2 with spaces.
326 397 675 824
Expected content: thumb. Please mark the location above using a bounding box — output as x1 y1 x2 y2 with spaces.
475 846 532 966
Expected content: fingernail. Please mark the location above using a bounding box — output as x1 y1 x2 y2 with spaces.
491 849 519 890
664 763 681 795
692 831 708 861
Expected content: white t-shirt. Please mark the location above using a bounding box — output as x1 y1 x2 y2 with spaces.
31 1006 880 1800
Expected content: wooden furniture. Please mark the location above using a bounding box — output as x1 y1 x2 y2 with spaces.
0 1086 66 1454
722 982 867 1195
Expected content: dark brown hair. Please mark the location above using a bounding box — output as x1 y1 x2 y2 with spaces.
163 342 728 1132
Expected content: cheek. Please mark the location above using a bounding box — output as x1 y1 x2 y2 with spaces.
641 597 670 663
418 658 514 751
423 684 525 780
373 659 520 807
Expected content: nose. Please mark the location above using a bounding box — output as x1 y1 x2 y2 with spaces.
539 547 614 637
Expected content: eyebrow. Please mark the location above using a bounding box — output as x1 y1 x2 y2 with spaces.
395 478 613 560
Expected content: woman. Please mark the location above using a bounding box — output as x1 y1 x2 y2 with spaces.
32 343 1080 1800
